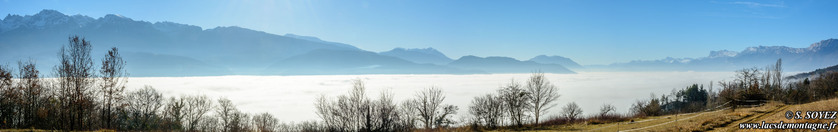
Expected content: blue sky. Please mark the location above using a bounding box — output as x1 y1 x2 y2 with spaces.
2 0 837 65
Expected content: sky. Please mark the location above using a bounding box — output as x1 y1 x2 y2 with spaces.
2 0 837 65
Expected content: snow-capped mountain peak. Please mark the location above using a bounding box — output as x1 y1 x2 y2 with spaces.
739 46 807 55
34 9 66 18
0 9 100 32
708 50 738 58
808 38 838 52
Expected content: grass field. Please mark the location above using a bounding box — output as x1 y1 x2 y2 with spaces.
483 98 838 132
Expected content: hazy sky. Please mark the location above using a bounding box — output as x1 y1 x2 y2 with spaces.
2 0 837 65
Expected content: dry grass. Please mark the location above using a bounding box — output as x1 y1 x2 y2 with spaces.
0 129 118 132
500 100 808 132
754 98 838 132
439 99 837 132
597 99 836 132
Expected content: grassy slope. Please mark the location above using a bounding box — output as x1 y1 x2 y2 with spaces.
511 98 837 132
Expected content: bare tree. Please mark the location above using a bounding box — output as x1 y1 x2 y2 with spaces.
184 95 212 131
197 116 220 132
434 104 458 128
39 69 62 129
17 60 44 128
468 94 504 128
55 36 98 130
371 90 411 131
412 87 445 129
561 102 582 122
126 85 163 130
217 97 250 132
499 80 530 127
99 47 128 129
314 94 337 130
315 79 369 131
0 64 16 128
162 97 185 130
235 112 252 132
399 100 418 129
217 98 236 132
286 120 324 132
525 71 560 124
772 59 783 100
812 71 838 100
252 112 278 132
774 59 782 88
347 79 368 131
315 79 413 131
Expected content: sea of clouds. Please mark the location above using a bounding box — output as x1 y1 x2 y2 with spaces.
123 72 734 123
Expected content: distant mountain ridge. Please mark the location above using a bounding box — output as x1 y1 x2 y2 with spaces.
379 47 453 65
528 55 583 70
448 56 575 74
0 9 578 76
605 39 838 72
1 10 366 76
266 49 480 75
7 9 836 76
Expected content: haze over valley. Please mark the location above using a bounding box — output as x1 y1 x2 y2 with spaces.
3 10 836 76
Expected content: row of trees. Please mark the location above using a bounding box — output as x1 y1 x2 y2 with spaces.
313 79 460 132
630 84 709 117
630 60 783 116
466 72 561 129
631 59 838 117
0 36 131 130
781 70 838 104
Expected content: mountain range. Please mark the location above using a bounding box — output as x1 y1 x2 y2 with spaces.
3 10 838 76
600 39 838 72
379 47 453 65
527 55 584 70
0 10 576 76
448 56 574 74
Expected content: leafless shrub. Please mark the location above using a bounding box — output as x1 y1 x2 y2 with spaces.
599 104 615 118
630 94 662 117
561 102 582 122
